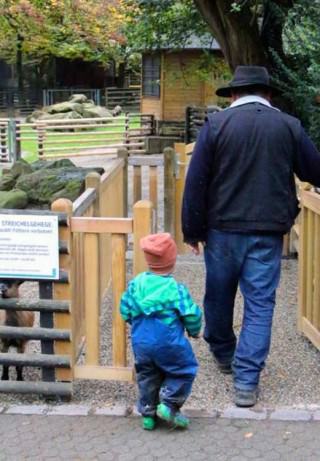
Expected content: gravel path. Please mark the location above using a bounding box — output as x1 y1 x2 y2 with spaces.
0 155 319 411
72 255 320 411
1 255 319 411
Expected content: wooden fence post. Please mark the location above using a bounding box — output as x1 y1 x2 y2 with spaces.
133 200 153 275
174 143 188 253
149 166 158 230
164 147 176 236
85 172 101 217
37 122 46 159
85 172 102 302
133 166 142 204
112 234 127 366
15 120 21 160
51 198 74 382
117 148 129 217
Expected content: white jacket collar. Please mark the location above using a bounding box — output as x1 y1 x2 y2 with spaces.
229 95 279 110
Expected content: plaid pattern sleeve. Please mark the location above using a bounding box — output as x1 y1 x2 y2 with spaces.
177 284 202 337
120 280 136 324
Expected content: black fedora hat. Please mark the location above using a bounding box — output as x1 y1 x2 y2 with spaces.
216 65 279 97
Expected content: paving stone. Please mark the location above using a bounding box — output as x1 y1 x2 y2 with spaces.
94 405 129 416
0 414 320 460
313 410 320 421
5 404 47 415
46 404 90 416
270 408 312 421
184 407 217 418
221 406 267 420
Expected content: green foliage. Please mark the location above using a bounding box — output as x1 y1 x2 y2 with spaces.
278 1 320 147
125 0 209 51
0 0 128 65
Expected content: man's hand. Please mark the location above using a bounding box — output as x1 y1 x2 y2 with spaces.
188 242 201 255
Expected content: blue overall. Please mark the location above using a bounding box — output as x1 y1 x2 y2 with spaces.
132 316 198 416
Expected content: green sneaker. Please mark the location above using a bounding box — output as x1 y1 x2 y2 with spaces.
142 416 156 430
156 403 173 423
156 403 189 429
173 412 189 429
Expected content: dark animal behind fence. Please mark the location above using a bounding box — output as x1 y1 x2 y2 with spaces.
0 280 35 381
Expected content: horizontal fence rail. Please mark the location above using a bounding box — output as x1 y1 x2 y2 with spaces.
105 87 141 112
0 89 42 115
11 113 154 159
185 105 222 143
0 207 73 397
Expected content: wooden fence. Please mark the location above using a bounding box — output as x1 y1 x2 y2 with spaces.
105 87 141 113
298 189 320 350
0 157 154 395
185 105 221 143
0 208 72 397
165 143 320 352
0 89 42 116
0 87 142 117
0 113 154 162
128 154 163 231
0 118 10 162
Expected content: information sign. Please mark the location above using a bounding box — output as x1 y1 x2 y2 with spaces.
0 214 59 280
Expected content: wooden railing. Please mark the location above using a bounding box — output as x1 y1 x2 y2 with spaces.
298 189 320 350
0 207 72 397
185 105 221 143
14 113 154 159
67 158 126 364
128 154 163 231
70 200 153 382
163 143 194 253
105 87 141 113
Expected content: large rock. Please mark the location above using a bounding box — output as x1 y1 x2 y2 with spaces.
69 94 88 104
0 190 28 209
82 105 112 119
16 167 103 205
0 160 33 191
16 168 85 204
26 109 48 123
30 158 76 171
0 173 16 191
47 101 83 114
10 159 33 178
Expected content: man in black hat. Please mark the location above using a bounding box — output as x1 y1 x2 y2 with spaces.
182 65 320 407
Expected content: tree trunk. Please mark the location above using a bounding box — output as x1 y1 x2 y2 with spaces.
194 0 267 70
16 33 24 91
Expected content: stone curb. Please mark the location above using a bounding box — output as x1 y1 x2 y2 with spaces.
1 404 320 421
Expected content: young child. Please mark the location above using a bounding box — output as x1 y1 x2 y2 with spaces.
120 232 202 430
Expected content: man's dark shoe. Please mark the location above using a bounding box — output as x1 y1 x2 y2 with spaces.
212 356 233 374
234 388 259 407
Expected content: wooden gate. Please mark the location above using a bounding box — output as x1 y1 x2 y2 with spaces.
298 189 320 349
70 200 153 382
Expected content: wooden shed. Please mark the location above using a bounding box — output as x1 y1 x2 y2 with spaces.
140 37 229 121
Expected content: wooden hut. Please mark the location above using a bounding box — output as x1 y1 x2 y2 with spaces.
140 36 229 121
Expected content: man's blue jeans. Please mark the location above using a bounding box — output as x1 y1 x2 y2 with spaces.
204 229 283 390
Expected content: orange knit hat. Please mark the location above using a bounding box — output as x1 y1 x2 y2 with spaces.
140 233 177 274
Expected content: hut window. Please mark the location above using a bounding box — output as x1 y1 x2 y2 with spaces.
142 54 160 97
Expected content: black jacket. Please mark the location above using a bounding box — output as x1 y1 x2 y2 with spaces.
182 102 320 241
